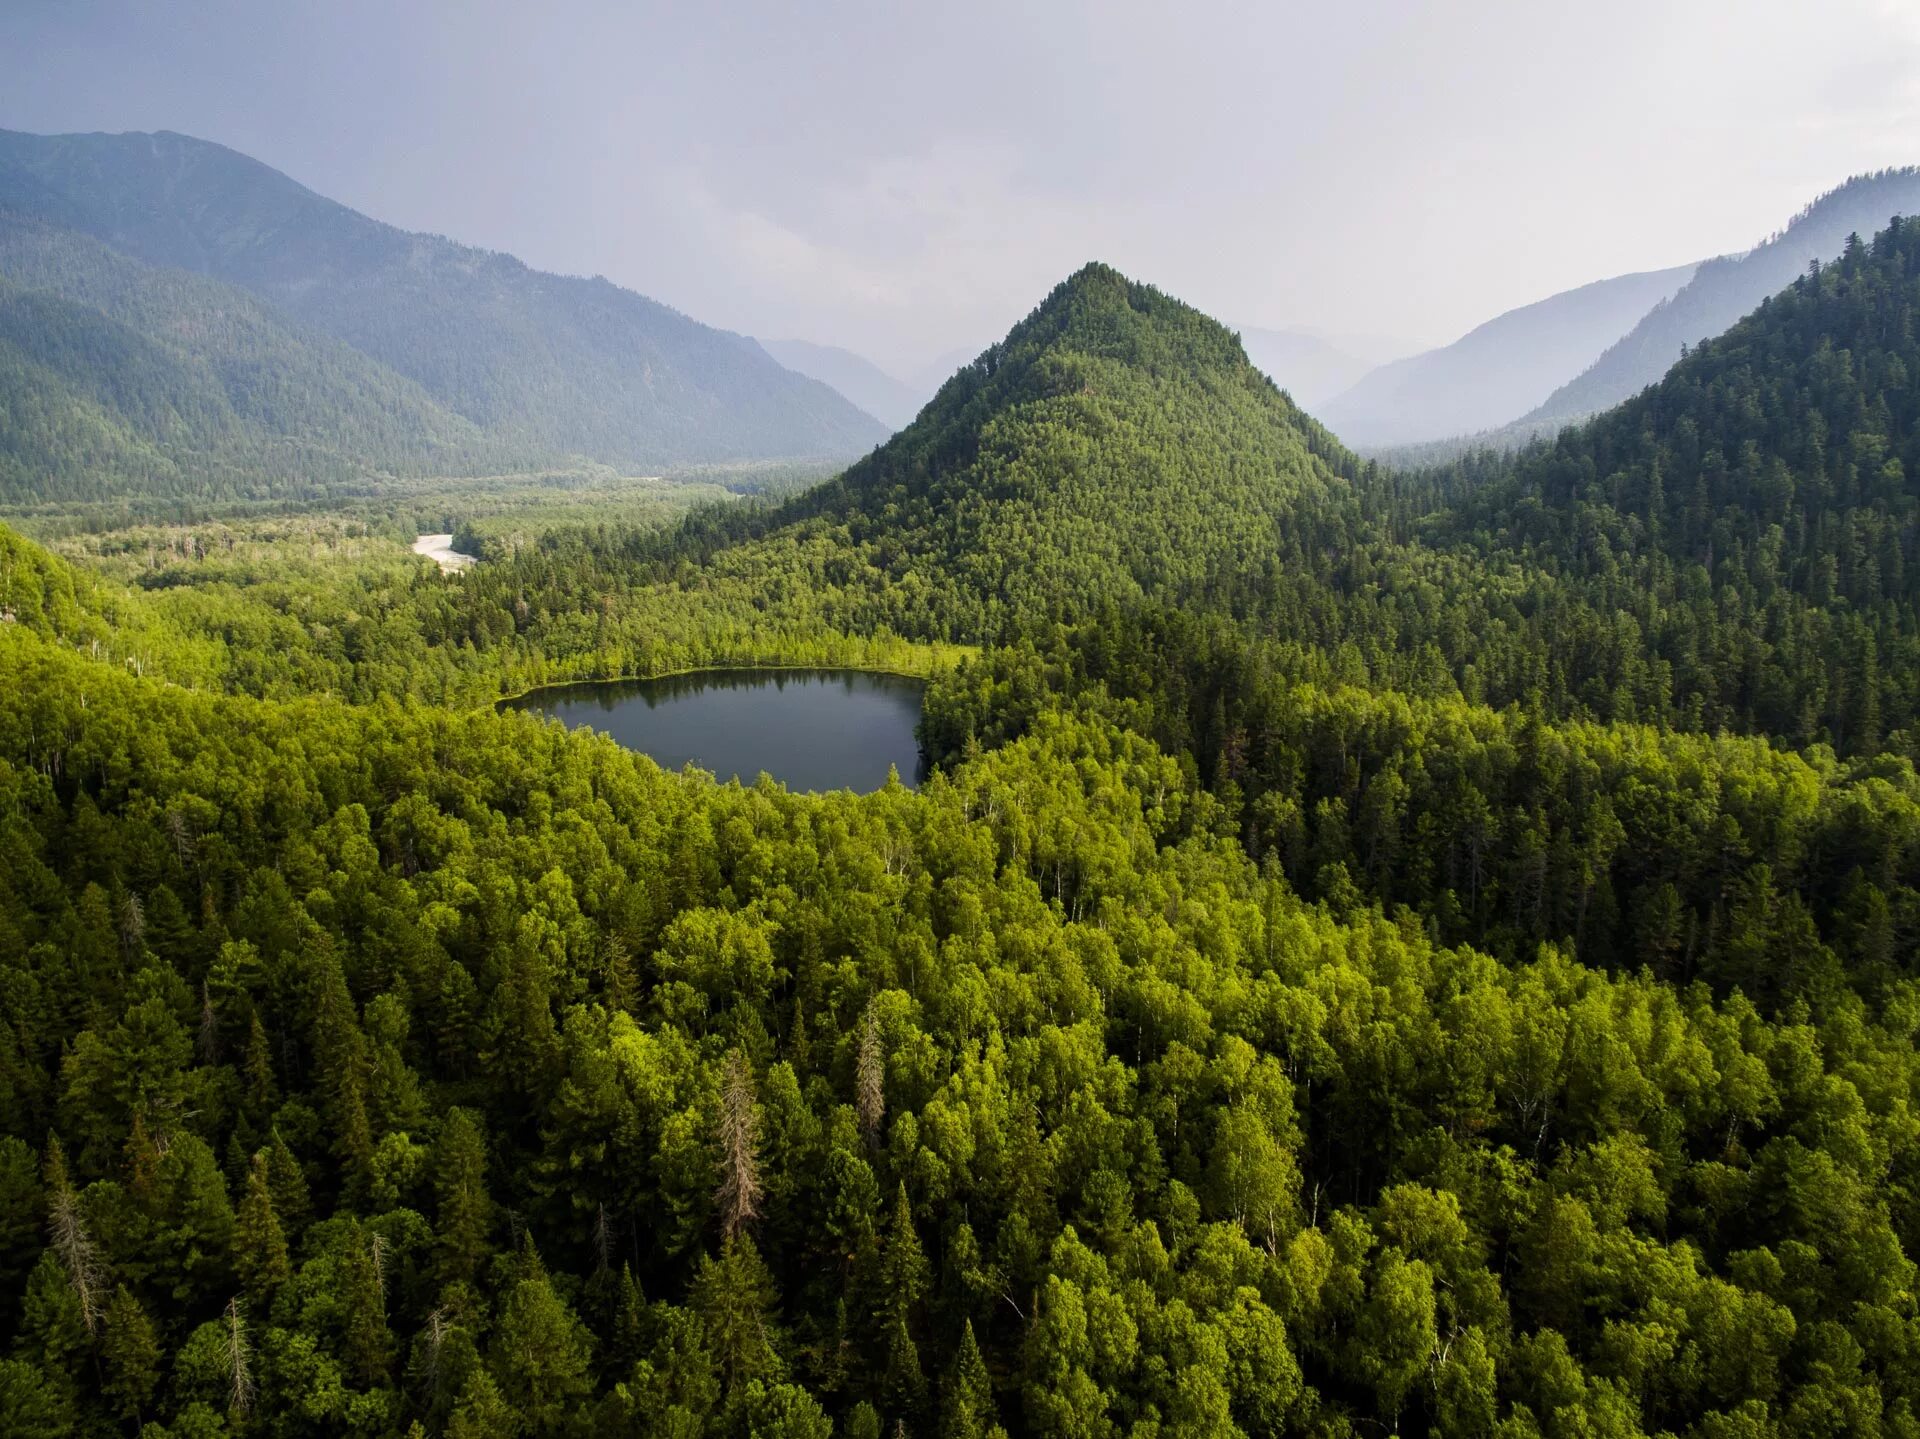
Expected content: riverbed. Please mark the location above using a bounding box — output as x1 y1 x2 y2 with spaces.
412 533 477 573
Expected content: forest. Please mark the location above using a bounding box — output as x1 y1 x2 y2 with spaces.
5 220 1920 1437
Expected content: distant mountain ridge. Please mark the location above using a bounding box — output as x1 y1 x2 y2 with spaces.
1319 262 1697 448
1525 167 1920 424
0 127 889 474
758 338 920 430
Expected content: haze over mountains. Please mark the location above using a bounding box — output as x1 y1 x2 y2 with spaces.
0 127 888 490
757 338 922 431
1316 165 1920 453
1525 166 1920 425
3 124 1918 507
1236 326 1409 410
1315 262 1698 448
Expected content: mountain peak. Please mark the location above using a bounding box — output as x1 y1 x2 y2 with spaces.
978 261 1256 392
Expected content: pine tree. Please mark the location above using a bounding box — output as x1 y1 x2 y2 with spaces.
490 1267 593 1434
243 1010 278 1116
264 1128 312 1237
43 1139 103 1334
692 1235 780 1402
941 1319 1002 1439
234 1151 289 1303
434 1107 493 1284
224 1296 254 1420
875 1183 928 1421
609 1263 648 1378
445 1367 517 1439
602 931 637 1015
100 1285 161 1424
310 950 374 1180
341 1227 395 1385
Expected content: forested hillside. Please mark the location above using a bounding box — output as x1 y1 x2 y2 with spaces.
11 224 1920 1439
0 128 889 473
0 214 512 504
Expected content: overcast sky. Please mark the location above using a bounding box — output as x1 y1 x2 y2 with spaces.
4 0 1918 374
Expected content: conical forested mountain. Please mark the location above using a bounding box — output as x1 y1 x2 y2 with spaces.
0 128 890 470
738 263 1368 638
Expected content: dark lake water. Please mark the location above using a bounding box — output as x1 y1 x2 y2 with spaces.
501 668 926 792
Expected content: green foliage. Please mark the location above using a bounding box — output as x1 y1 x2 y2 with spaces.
11 211 1920 1439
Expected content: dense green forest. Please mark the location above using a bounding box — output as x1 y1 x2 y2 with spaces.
9 220 1920 1437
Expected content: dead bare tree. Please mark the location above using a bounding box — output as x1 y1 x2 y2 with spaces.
856 1001 885 1141
225 1297 254 1418
46 1150 105 1334
715 1050 762 1240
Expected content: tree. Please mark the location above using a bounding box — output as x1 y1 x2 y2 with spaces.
716 1050 763 1241
224 1296 255 1421
942 1319 1003 1439
491 1267 593 1434
874 1183 929 1421
693 1235 781 1403
434 1107 493 1283
857 1001 886 1141
446 1367 519 1439
101 1285 161 1424
42 1140 103 1334
234 1150 289 1302
0 1359 73 1439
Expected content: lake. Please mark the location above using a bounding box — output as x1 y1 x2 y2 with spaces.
500 669 927 792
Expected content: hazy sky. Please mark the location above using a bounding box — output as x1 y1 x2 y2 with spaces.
4 0 1919 374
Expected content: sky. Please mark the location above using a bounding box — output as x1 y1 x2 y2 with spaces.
4 0 1919 376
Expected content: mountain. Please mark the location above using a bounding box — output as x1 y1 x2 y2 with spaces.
0 210 507 504
1236 326 1381 408
1317 262 1697 448
763 262 1363 636
758 338 920 430
1525 167 1920 424
0 128 889 470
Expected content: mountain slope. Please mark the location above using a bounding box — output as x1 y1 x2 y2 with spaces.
1318 262 1697 448
758 338 919 430
0 211 506 503
0 127 889 468
1526 167 1920 423
1430 217 1920 748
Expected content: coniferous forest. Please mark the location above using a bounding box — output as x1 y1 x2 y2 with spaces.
9 116 1920 1439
